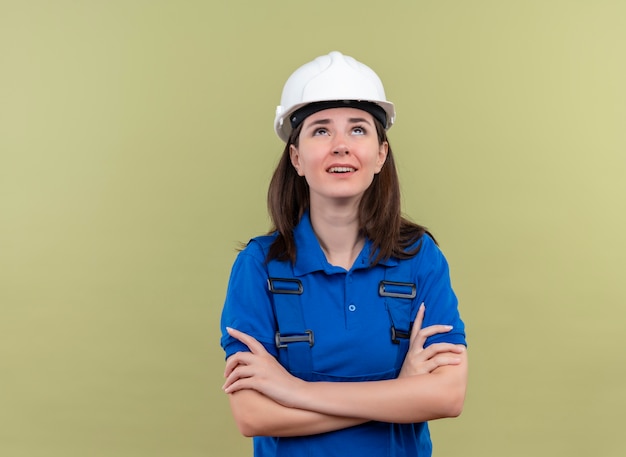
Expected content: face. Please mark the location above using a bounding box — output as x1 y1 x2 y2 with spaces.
289 107 388 206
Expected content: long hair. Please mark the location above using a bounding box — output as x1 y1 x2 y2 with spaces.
266 118 433 265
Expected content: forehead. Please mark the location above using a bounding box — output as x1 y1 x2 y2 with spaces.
302 107 375 126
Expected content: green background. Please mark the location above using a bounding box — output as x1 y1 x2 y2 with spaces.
1 1 625 456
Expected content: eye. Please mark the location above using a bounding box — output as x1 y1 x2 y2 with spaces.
352 125 366 135
313 127 329 136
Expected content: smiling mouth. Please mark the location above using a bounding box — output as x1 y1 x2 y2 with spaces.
327 167 356 173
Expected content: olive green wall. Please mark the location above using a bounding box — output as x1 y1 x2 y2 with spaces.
1 1 625 456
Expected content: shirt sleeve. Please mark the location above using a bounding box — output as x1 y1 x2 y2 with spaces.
219 240 280 360
415 235 467 348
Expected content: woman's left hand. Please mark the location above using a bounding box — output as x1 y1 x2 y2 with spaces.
222 327 305 408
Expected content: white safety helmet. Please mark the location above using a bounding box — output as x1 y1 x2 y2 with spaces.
274 51 396 142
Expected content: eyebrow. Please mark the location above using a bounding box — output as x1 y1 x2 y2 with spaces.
305 117 373 128
348 117 373 124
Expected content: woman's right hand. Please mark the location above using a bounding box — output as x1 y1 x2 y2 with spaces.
398 303 464 378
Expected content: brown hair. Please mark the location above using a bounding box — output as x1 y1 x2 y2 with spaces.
266 118 433 265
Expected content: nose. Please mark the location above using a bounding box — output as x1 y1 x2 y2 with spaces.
332 133 350 155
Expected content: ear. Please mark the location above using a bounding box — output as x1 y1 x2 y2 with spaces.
375 141 389 174
290 145 304 176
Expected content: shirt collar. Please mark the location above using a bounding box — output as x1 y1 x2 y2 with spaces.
292 211 398 276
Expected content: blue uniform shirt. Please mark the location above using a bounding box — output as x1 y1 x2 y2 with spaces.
220 212 466 457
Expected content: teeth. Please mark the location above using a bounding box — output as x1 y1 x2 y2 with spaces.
328 167 355 173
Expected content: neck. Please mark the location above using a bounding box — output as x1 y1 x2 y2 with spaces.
309 202 364 270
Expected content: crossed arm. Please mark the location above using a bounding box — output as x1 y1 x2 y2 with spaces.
222 305 468 437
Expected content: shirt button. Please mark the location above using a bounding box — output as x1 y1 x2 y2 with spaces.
348 304 356 312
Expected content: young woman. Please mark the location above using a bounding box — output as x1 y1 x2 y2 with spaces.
220 51 468 457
